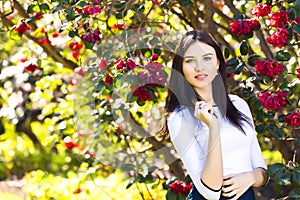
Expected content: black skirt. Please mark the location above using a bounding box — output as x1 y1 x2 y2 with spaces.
187 185 256 200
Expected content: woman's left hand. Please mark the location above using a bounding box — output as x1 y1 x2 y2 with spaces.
221 172 254 200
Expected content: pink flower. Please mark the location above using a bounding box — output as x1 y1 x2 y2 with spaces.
168 181 193 195
266 28 289 48
69 42 83 51
251 3 272 17
297 68 300 79
152 54 159 61
113 23 125 30
132 86 152 102
125 59 137 71
268 10 290 28
32 12 43 20
145 61 163 73
15 20 31 34
230 19 260 36
284 111 300 126
24 63 40 73
114 58 124 70
104 73 113 85
258 90 289 110
83 5 101 15
99 59 109 70
81 30 101 43
38 37 51 45
254 59 285 77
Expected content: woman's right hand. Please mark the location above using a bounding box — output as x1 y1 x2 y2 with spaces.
194 101 217 127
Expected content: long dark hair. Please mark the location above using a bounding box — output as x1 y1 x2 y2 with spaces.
163 30 251 134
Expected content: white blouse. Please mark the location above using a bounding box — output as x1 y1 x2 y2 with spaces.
167 94 267 200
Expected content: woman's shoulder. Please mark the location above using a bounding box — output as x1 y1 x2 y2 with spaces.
228 94 249 108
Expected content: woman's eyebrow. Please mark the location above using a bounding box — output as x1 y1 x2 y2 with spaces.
202 53 213 57
183 55 195 59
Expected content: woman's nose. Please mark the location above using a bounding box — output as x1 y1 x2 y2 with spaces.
194 61 203 72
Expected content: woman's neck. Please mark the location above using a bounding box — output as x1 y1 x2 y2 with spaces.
195 86 215 104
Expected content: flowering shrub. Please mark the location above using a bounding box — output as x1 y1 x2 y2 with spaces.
254 59 285 77
258 91 289 111
1 0 300 199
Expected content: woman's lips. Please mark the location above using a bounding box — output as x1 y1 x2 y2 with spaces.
194 74 208 80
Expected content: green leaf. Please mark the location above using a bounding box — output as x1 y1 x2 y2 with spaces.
255 125 265 134
9 29 21 40
278 115 286 123
27 4 39 13
179 0 193 7
126 74 140 85
113 1 126 9
240 40 249 56
289 188 300 198
126 178 136 189
66 8 76 21
274 129 284 139
52 5 63 13
275 168 291 185
121 163 135 171
226 66 235 73
294 24 300 33
75 1 87 8
287 0 296 3
233 13 244 20
68 30 78 38
226 57 238 66
133 4 145 13
235 62 245 74
166 189 178 200
84 41 95 49
275 50 291 61
291 171 300 187
39 3 50 13
267 163 286 177
224 48 230 59
247 54 261 67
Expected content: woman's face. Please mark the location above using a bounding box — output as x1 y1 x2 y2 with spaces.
182 41 219 91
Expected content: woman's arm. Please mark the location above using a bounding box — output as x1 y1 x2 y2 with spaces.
222 168 267 199
194 102 223 191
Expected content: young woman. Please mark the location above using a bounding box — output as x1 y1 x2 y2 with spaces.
164 30 268 200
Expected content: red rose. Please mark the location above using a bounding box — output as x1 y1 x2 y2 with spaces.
145 61 163 73
15 20 31 34
125 58 137 71
99 59 109 70
251 3 272 17
168 181 193 195
152 54 159 61
297 68 300 79
230 19 259 36
104 73 113 85
69 42 83 51
268 10 290 28
132 86 152 102
285 112 300 126
254 59 285 77
114 58 124 70
266 28 289 48
258 90 289 110
24 63 40 73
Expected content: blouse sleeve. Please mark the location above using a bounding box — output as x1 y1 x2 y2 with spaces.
167 110 221 200
230 95 267 171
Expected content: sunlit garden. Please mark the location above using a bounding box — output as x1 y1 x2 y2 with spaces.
0 0 299 199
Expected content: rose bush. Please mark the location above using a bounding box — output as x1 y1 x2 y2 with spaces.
0 0 299 199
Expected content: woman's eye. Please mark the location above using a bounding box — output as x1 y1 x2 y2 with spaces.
203 57 211 61
185 59 197 64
